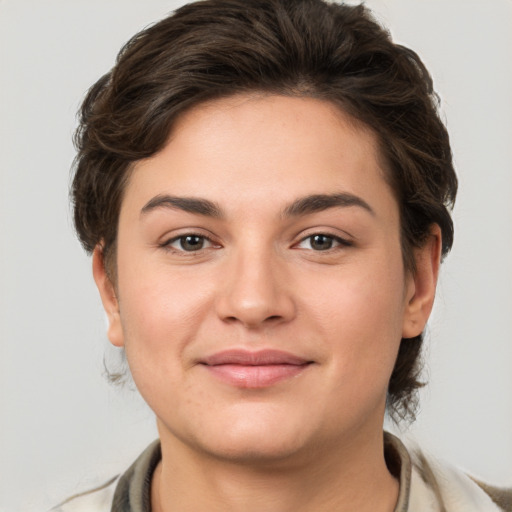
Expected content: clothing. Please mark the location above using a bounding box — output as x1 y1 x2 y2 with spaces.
51 433 511 512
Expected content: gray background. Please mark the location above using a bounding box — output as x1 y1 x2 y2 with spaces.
0 1 511 511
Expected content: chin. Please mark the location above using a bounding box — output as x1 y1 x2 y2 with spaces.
197 433 309 466
180 406 315 465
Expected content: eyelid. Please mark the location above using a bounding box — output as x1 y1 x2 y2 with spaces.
294 225 354 244
158 227 353 253
160 231 221 253
295 233 353 250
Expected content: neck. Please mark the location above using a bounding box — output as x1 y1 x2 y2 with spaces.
151 425 399 512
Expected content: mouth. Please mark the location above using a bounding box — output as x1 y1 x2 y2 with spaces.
199 349 314 388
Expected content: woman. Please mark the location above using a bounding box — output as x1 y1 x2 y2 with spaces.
53 0 511 510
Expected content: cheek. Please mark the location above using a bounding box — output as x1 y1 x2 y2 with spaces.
116 265 213 381
312 276 405 421
300 253 406 379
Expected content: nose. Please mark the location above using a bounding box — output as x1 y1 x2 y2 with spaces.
215 247 296 329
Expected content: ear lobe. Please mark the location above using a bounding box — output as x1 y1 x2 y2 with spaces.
402 225 442 339
92 245 125 347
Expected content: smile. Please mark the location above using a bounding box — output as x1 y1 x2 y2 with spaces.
200 349 314 388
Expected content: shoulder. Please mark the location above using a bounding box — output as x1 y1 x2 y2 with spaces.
49 439 161 512
408 441 511 511
49 475 119 512
472 479 512 512
385 432 511 511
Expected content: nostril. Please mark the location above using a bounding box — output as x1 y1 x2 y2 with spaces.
215 284 296 327
221 313 285 328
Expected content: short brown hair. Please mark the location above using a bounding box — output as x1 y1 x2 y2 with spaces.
72 0 457 421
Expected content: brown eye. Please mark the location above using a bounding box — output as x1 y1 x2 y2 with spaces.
179 235 205 251
309 234 334 251
165 234 213 252
296 233 351 251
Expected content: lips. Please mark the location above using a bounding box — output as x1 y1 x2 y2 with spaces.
200 349 313 388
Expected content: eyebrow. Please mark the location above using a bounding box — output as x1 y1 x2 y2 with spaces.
282 193 375 218
140 192 374 219
141 195 223 218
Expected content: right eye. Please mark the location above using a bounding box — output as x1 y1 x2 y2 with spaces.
164 234 214 252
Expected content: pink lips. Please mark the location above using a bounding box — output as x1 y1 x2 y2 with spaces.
200 349 312 388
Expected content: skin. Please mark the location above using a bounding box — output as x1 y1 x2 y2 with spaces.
93 94 441 512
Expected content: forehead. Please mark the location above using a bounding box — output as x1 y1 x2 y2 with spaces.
122 94 396 220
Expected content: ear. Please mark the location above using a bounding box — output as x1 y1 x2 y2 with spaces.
92 245 125 347
402 224 442 339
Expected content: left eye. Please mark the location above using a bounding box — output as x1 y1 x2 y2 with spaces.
166 235 213 252
297 234 349 251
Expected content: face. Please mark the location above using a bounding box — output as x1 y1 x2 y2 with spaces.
94 95 438 464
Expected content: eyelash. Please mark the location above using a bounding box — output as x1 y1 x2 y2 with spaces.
295 233 353 251
161 233 217 253
160 232 352 254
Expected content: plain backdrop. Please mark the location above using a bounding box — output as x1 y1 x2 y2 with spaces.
1 1 511 511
